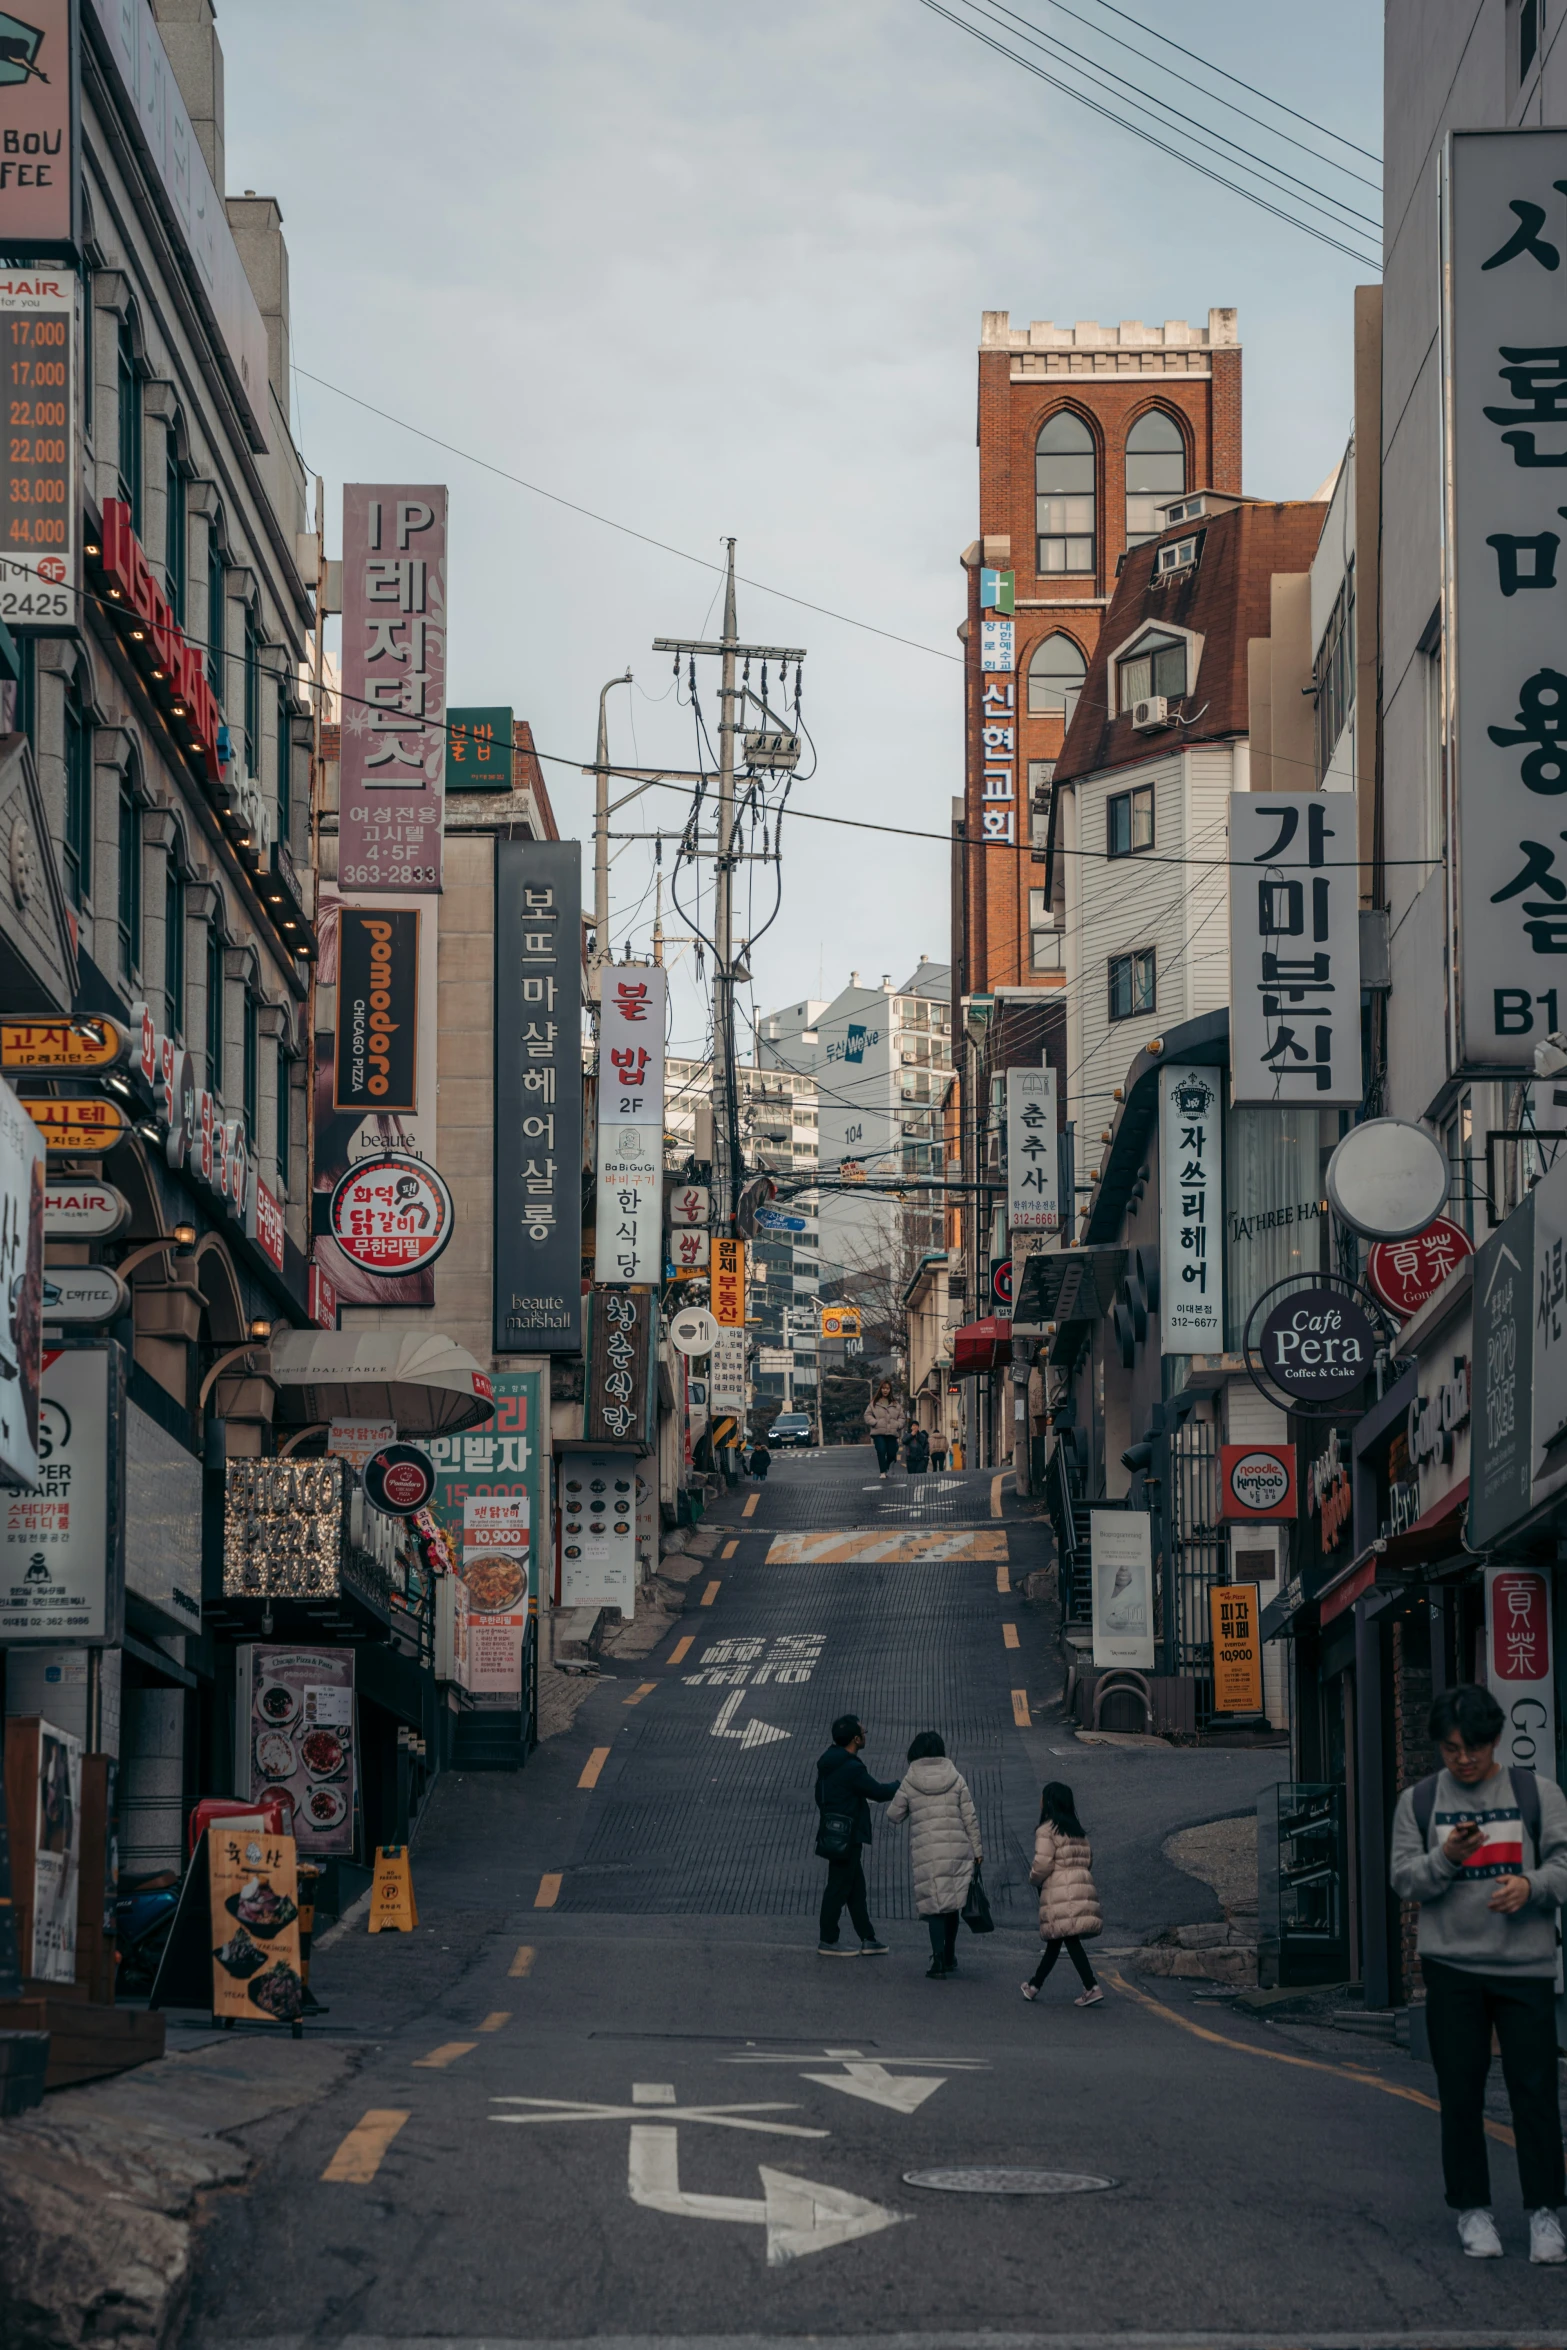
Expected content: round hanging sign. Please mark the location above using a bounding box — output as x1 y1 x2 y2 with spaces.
1326 1118 1449 1241
1255 1284 1379 1403
1366 1215 1474 1321
363 1443 436 1517
669 1306 718 1357
329 1152 454 1277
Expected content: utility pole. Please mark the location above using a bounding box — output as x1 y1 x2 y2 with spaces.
591 670 633 982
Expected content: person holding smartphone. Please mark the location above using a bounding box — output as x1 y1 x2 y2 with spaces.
1390 1683 1567 2264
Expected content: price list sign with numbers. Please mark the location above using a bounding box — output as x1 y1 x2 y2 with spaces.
0 273 74 624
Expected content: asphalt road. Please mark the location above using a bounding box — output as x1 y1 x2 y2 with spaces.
182 1451 1567 2350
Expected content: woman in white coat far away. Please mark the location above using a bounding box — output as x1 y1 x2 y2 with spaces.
1023 1780 1104 2007
887 1731 983 1977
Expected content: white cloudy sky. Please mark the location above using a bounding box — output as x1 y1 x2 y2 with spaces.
218 0 1382 1055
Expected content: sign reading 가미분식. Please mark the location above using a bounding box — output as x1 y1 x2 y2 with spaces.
1228 793 1360 1106
1158 1064 1223 1353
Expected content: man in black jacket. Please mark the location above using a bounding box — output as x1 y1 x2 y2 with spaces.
815 1713 899 1956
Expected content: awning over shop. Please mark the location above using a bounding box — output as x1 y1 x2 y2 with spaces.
953 1317 1009 1375
269 1329 496 1436
1309 1484 1473 1630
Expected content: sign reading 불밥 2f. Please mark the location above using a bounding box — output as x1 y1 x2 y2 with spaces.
338 486 448 895
1444 131 1567 1070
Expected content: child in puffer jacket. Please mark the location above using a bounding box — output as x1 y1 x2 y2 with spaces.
1021 1781 1103 2008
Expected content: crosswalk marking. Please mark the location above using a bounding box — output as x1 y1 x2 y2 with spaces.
996 1565 1011 1593
766 1529 1007 1565
321 2110 410 2183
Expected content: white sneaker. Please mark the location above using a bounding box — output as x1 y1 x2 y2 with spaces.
1531 2209 1567 2264
1458 2208 1504 2259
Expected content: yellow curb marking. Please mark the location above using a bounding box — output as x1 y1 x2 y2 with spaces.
701 1580 721 1606
1002 1623 1021 1650
625 1681 657 1705
742 1495 758 1519
413 2041 477 2070
578 1746 611 1790
990 1472 1005 1518
722 1538 739 1557
509 1944 536 1977
1106 1974 1516 2147
480 2011 510 2032
535 1874 562 1909
668 1636 695 1666
1011 1689 1031 1726
321 2110 410 2182
996 1565 1011 1593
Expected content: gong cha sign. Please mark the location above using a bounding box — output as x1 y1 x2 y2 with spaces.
1485 1565 1555 1779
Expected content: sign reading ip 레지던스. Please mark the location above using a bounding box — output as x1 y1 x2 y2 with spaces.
1443 130 1567 1071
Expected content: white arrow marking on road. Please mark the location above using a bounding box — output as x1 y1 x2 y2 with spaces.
491 2095 826 2139
800 2060 946 2114
628 2124 906 2265
711 1687 790 1748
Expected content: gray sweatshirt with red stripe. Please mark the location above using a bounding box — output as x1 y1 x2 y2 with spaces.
1389 1766 1567 1978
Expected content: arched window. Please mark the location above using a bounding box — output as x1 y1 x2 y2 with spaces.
165 420 186 624
1035 411 1095 575
1125 409 1186 547
1028 632 1087 723
117 308 142 532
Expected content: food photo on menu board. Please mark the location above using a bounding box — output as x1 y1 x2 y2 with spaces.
239 1645 356 1856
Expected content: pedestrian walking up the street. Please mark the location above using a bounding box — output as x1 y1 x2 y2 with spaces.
864 1381 905 1478
1389 1683 1567 2264
1022 1781 1103 2007
886 1731 983 1977
929 1431 948 1472
749 1441 771 1481
905 1426 930 1475
814 1714 899 1957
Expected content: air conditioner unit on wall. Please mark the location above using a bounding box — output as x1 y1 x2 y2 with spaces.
1131 696 1169 732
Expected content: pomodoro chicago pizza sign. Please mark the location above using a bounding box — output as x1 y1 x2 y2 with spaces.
1219 1443 1297 1522
329 1151 453 1276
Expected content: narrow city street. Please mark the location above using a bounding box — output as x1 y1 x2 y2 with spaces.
175 1451 1567 2349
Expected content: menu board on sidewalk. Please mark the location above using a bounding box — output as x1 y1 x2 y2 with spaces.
238 1646 356 1858
207 1823 304 2025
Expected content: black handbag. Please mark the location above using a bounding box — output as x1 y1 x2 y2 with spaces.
815 1809 856 1862
961 1865 995 1934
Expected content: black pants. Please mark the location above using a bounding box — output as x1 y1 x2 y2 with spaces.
927 1912 960 1967
872 1435 899 1473
1423 1958 1564 2210
1030 1937 1097 1991
820 1847 874 1944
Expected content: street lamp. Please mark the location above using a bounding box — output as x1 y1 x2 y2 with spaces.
591 670 633 980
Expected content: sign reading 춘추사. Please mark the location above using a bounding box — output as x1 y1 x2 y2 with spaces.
1159 1064 1222 1353
1229 793 1361 1105
338 486 447 895
1006 1067 1059 1233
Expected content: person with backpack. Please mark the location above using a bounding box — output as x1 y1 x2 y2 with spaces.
886 1731 983 1978
813 1714 899 1956
1021 1781 1103 2007
1389 1683 1567 2263
748 1439 772 1482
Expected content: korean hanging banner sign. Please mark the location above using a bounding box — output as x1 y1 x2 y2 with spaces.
494 840 583 1353
1006 1067 1059 1233
1484 1564 1556 1780
977 662 1016 844
338 485 448 896
1158 1063 1223 1353
594 964 666 1286
1229 793 1360 1105
1443 131 1567 1070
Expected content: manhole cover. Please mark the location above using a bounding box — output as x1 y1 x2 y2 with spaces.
903 2167 1117 2195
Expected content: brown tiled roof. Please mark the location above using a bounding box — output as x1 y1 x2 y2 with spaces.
1052 499 1327 786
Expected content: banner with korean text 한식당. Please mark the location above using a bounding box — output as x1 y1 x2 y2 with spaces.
594 965 667 1285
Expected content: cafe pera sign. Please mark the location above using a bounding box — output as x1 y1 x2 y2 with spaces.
1250 1281 1379 1408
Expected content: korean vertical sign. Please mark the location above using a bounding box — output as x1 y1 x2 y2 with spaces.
1443 131 1567 1068
1005 1067 1059 1232
593 964 666 1285
427 1371 545 1703
1159 1063 1223 1352
339 486 448 895
1229 794 1360 1104
495 840 583 1352
977 620 1016 843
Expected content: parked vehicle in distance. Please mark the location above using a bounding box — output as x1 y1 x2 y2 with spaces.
767 1413 814 1448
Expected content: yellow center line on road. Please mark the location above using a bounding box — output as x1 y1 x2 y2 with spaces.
535 1874 562 1909
509 1944 536 1977
1011 1689 1031 1726
1002 1623 1021 1650
321 2109 411 2183
414 2041 477 2069
578 1747 612 1789
722 1539 739 1558
1107 1973 1516 2148
996 1565 1011 1593
667 1636 695 1666
742 1495 758 1518
624 1681 657 1705
990 1472 1005 1518
701 1580 721 1606
480 2011 510 2032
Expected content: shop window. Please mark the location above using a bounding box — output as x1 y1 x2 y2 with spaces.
1035 411 1095 575
1223 1104 1328 1350
117 781 140 982
1108 947 1156 1022
1125 408 1186 547
1027 632 1086 721
1107 783 1155 857
1118 631 1187 712
62 671 90 906
1314 562 1355 784
1444 1091 1477 1237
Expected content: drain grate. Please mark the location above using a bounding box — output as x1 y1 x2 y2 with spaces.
903 2167 1118 2195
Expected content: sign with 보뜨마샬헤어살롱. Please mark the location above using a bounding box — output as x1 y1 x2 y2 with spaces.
1209 1583 1263 1713
337 486 448 895
334 908 420 1114
1228 793 1361 1106
1159 1064 1223 1353
445 706 513 792
1006 1067 1058 1233
329 1152 453 1277
1255 1286 1377 1403
1367 1217 1473 1319
1220 1443 1297 1521
493 839 583 1354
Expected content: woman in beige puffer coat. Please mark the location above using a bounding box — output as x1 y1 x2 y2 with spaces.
1023 1781 1103 2007
864 1382 906 1478
886 1731 982 1977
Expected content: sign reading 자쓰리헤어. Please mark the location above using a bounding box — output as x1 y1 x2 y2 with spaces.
1159 1064 1223 1353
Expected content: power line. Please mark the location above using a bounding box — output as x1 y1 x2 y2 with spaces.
1082 0 1382 167
912 0 1381 271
